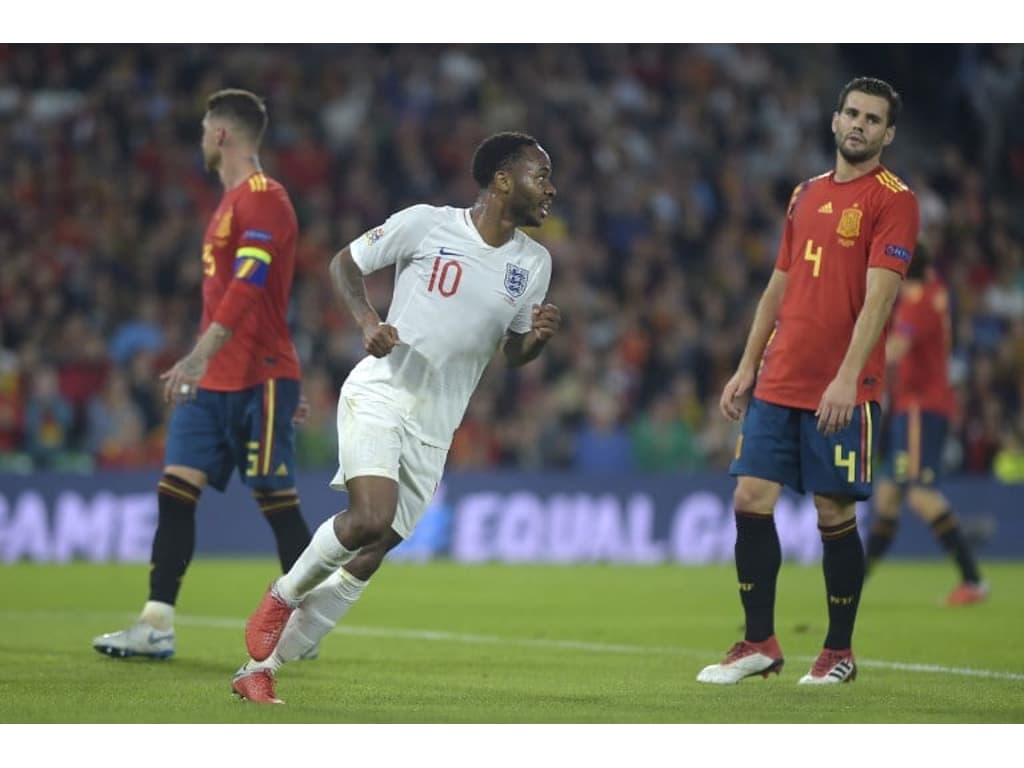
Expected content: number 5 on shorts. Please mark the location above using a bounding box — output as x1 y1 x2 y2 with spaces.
246 440 260 477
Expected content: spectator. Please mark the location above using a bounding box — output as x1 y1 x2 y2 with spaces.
0 44 1021 478
23 363 77 469
573 388 633 473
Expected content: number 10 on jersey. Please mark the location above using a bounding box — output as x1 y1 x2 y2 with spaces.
428 257 463 297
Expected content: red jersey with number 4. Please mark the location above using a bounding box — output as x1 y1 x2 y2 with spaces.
754 165 920 410
889 277 955 418
199 172 301 391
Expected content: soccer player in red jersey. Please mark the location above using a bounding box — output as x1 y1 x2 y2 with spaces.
698 77 920 685
93 90 313 660
866 242 988 605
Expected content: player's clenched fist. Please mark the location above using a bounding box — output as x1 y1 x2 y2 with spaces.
363 321 401 357
531 303 561 341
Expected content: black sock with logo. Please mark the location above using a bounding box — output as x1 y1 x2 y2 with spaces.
735 511 781 643
149 475 200 605
821 519 864 650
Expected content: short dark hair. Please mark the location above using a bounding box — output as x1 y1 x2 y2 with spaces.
836 76 902 126
471 132 539 188
907 241 929 280
207 88 268 143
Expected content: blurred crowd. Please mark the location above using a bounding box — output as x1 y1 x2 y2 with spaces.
1 43 1023 478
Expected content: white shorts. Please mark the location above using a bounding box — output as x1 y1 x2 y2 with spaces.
330 392 448 540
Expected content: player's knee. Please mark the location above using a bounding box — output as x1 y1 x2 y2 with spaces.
162 466 207 491
732 478 780 515
906 486 946 522
874 481 902 519
345 531 402 580
342 503 396 546
813 495 856 527
344 477 399 545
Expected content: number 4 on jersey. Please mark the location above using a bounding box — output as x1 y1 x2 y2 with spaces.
804 239 822 278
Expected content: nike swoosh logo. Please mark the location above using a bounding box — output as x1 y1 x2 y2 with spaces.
439 247 466 257
148 632 174 644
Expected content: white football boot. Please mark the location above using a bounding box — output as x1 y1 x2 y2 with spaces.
92 622 175 659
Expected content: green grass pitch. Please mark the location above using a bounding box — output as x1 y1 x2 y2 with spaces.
1 560 1022 723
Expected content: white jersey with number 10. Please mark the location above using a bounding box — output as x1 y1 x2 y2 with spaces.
343 204 552 448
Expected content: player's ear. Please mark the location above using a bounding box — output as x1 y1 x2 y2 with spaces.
217 126 227 147
883 124 895 147
494 169 512 194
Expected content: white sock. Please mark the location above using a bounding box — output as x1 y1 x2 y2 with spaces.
139 601 174 631
240 656 279 674
275 514 358 604
274 569 370 663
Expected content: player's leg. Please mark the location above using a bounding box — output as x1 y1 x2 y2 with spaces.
865 478 903 575
244 530 400 672
273 473 396 603
275 535 397 660
243 392 402 662
797 402 879 684
865 411 908 574
801 492 861 684
865 422 909 573
254 488 311 571
271 436 445 664
93 391 229 659
902 412 986 604
908 487 988 604
144 464 207 632
236 379 313 572
252 486 319 659
732 477 784 641
231 533 400 704
697 398 797 684
234 427 446 703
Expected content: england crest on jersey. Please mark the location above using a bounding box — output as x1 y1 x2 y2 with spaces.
504 263 529 298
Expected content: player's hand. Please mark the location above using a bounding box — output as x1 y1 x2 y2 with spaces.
531 304 561 342
160 354 208 405
292 393 310 425
720 367 754 421
816 374 857 435
364 321 401 358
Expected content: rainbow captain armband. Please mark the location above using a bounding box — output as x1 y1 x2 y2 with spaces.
234 246 271 286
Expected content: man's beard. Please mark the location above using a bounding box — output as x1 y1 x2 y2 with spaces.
204 150 221 172
836 135 876 164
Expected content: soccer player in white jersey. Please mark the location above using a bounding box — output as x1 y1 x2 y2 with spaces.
231 132 561 703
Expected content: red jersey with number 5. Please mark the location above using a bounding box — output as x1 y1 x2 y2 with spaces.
754 165 920 410
889 277 955 418
199 172 301 391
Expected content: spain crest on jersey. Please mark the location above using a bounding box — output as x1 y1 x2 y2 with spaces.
837 207 863 238
504 263 529 298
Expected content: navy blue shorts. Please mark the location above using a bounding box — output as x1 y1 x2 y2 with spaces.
730 397 881 501
883 408 948 487
164 378 300 492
